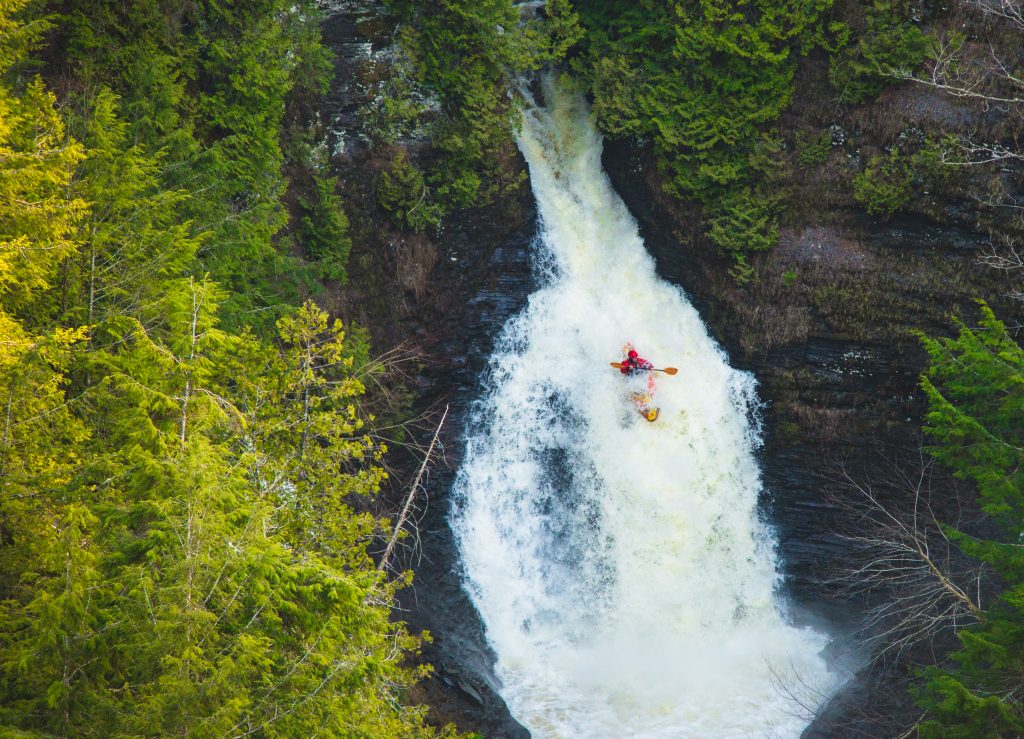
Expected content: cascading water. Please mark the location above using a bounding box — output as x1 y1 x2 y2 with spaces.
452 76 839 738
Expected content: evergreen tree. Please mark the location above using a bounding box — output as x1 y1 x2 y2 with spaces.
0 5 103 732
251 301 386 561
0 2 454 734
1 75 86 316
381 0 581 214
914 304 1024 736
572 0 834 261
62 86 202 328
70 283 443 735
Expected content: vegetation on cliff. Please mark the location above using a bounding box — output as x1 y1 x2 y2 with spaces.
568 0 836 275
873 3 1024 731
381 0 935 278
375 0 581 229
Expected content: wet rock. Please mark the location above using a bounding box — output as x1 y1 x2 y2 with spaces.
457 679 485 706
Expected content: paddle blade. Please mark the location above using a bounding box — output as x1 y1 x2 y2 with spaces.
610 362 624 369
661 367 678 375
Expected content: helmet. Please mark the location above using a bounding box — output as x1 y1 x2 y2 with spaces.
628 350 638 359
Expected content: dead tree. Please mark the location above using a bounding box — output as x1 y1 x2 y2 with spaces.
829 450 986 661
378 404 448 576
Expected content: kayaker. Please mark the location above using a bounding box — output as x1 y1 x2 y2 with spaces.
619 349 653 376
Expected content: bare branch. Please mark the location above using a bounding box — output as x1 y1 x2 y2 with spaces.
977 237 1024 302
827 452 986 661
378 404 448 574
966 0 1024 30
938 136 1024 166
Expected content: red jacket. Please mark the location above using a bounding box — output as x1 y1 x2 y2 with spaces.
620 356 653 375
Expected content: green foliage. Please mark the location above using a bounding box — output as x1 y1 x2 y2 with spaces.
0 13 92 659
917 670 1024 738
919 305 1024 534
573 0 832 265
912 305 1024 734
912 135 957 190
359 50 430 147
706 188 780 258
0 75 86 314
382 0 581 215
0 0 50 74
0 4 454 736
797 129 833 166
298 175 352 283
589 54 644 138
66 86 204 325
377 149 444 232
728 255 757 286
829 0 929 103
854 148 914 218
52 0 336 332
243 302 387 559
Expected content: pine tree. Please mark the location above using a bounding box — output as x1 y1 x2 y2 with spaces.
0 5 104 732
239 300 387 564
61 87 202 329
1 75 86 316
915 303 1024 736
0 3 453 734
70 286 442 735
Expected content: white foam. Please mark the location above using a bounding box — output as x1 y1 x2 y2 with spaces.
451 75 839 738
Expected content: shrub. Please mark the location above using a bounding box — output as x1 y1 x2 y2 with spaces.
706 188 780 258
298 175 352 283
854 148 914 218
830 0 929 103
911 135 957 190
574 0 833 269
797 129 833 166
376 150 443 232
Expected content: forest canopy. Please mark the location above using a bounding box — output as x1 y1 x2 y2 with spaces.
0 0 452 734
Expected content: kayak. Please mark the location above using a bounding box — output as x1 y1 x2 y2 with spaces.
617 343 661 422
629 391 660 422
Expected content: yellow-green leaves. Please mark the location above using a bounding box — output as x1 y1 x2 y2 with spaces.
0 77 86 311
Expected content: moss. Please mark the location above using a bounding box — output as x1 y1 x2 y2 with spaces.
779 420 801 436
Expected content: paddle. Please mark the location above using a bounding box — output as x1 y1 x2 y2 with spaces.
610 362 678 375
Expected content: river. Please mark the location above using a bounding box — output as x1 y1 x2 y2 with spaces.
450 76 841 738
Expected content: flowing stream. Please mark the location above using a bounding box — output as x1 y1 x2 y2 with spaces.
451 77 839 738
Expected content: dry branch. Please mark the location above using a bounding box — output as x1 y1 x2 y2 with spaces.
828 452 986 661
378 404 448 574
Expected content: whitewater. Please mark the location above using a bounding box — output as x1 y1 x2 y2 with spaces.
451 76 839 738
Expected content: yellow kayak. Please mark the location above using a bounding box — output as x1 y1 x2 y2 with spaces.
629 392 660 422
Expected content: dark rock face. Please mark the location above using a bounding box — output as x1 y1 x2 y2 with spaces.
319 3 533 736
384 213 536 739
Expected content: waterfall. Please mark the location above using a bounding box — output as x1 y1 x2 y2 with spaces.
451 76 838 738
